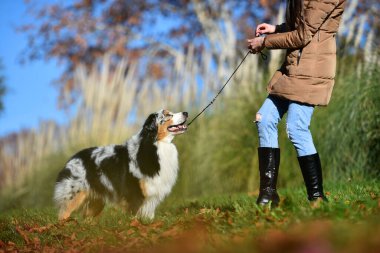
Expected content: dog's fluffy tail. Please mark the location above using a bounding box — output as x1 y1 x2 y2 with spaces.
54 158 90 219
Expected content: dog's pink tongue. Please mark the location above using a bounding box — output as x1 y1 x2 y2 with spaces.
169 124 187 132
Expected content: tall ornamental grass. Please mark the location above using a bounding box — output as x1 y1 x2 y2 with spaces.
316 56 380 179
2 57 378 210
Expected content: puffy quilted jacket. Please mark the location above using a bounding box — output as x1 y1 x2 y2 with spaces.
264 0 346 106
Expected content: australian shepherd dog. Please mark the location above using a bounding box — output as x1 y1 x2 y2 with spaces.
54 109 188 220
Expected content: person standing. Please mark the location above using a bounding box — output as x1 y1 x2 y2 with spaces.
247 0 346 206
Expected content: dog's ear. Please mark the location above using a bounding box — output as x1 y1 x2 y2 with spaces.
138 112 160 177
141 113 158 141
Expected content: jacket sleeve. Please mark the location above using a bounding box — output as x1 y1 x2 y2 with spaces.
264 0 340 49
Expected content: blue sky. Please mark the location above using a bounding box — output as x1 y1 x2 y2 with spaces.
0 0 67 137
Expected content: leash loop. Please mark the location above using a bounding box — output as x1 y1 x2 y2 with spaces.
187 50 266 127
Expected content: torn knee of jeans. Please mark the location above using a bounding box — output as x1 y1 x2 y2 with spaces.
255 113 262 123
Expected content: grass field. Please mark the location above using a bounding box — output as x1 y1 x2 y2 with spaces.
1 180 379 253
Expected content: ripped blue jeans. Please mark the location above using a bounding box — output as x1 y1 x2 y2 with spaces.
255 95 317 157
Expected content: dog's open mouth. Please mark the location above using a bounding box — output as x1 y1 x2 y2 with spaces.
167 120 188 133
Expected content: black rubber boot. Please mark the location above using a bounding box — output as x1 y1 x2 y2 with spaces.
298 153 328 201
256 147 280 207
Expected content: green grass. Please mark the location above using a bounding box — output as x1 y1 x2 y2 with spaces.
1 180 379 252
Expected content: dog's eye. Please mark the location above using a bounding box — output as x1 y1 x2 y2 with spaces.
164 114 173 121
159 114 173 124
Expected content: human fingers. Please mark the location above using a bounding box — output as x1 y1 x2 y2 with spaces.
247 39 256 46
247 40 256 48
256 23 268 35
248 46 257 54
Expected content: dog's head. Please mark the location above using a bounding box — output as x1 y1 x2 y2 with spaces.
141 109 188 142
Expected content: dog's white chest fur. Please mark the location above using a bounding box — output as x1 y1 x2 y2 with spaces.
143 141 179 199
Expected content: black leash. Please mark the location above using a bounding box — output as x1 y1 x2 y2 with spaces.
187 50 267 126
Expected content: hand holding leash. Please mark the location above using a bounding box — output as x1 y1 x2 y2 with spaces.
247 35 267 60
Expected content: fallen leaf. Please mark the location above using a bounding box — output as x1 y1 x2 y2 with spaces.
150 220 164 229
161 226 181 238
33 237 41 248
29 224 55 233
15 226 30 244
126 229 134 236
130 219 141 228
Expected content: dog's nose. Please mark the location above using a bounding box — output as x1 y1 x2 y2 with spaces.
183 112 188 117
